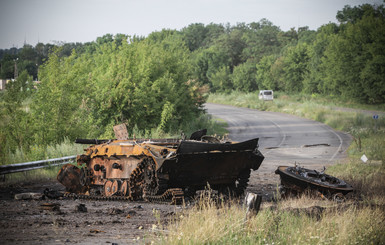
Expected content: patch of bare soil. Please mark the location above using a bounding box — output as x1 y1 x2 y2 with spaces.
0 173 276 244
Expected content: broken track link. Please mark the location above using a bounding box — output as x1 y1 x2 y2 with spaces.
144 188 185 205
63 188 184 205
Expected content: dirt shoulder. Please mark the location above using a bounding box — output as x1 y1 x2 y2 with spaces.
0 177 276 245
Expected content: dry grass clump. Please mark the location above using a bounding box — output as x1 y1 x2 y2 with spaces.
327 161 385 204
153 192 385 245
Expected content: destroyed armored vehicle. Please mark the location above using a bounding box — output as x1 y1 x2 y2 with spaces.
275 165 353 200
57 126 264 203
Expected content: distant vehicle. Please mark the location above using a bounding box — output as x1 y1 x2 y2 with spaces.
259 90 274 101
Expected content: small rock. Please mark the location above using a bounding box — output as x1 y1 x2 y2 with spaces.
108 208 123 215
76 204 87 212
44 188 64 199
133 205 143 209
15 193 43 200
90 229 105 233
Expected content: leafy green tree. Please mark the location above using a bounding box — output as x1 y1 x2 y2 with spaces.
215 28 247 72
210 66 232 93
31 48 91 144
323 10 385 103
303 23 339 94
336 4 385 24
0 53 16 79
192 45 230 89
182 23 208 52
231 60 258 92
256 55 277 90
282 43 310 92
297 27 316 44
242 19 282 62
0 70 34 163
82 33 201 136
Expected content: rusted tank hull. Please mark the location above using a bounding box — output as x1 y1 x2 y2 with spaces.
57 129 264 201
275 166 353 197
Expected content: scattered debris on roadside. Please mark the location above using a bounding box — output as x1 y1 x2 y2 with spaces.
90 229 105 234
40 203 61 212
244 192 262 220
75 203 87 212
14 193 43 200
302 143 330 148
43 188 64 199
108 207 124 215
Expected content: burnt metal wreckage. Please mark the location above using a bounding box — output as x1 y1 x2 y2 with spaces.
275 165 353 201
57 125 265 204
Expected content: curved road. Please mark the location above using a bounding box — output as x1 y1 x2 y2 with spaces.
205 103 352 195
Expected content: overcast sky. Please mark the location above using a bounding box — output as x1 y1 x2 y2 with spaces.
0 0 381 49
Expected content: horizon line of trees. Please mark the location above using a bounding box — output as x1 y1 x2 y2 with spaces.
0 3 384 164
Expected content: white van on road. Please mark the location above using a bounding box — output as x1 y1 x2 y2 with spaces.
259 90 274 101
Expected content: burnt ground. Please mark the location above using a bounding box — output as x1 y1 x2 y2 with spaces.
0 172 277 245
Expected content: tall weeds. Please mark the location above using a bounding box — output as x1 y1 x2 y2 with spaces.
154 193 385 244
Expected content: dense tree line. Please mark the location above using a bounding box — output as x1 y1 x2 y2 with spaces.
0 3 384 163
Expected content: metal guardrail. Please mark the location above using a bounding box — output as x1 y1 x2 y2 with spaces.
0 155 77 175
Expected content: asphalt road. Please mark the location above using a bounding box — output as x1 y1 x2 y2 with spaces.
205 103 352 193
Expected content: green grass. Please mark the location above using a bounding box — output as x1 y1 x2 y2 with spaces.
2 165 65 184
326 160 385 204
5 137 85 165
2 137 84 183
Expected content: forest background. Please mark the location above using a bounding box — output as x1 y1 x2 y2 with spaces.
0 4 384 165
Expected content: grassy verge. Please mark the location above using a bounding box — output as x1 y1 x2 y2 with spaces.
150 191 385 244
6 137 85 165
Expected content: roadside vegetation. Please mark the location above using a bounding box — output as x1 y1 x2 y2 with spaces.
150 192 385 244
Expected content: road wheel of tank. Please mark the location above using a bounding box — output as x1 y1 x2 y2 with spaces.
104 180 119 197
111 180 121 195
121 180 130 196
79 167 91 187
